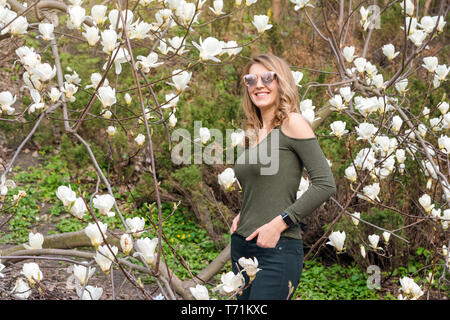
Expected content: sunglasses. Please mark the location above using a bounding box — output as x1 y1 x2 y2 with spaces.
243 71 276 88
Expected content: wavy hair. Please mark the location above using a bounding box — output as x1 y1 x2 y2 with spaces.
240 54 302 148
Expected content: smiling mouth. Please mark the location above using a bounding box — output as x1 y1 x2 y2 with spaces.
255 92 270 97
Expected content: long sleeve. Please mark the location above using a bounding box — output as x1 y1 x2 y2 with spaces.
283 137 337 224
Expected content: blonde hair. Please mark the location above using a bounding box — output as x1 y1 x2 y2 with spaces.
240 54 302 147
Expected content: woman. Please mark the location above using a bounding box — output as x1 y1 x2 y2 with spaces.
230 54 336 300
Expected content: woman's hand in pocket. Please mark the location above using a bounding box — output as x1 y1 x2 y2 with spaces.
230 212 240 234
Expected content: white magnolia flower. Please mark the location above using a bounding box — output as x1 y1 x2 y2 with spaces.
134 133 146 146
102 110 112 119
168 36 188 55
67 5 86 29
168 69 192 92
61 82 78 102
368 234 380 250
82 25 100 46
100 29 119 54
345 165 357 183
360 245 366 258
400 0 414 16
399 277 423 300
433 15 446 33
0 91 16 109
124 93 132 105
354 57 367 73
23 232 44 250
214 271 244 294
0 90 16 115
38 23 54 41
396 149 406 164
178 2 197 26
10 15 28 36
70 197 87 219
371 74 385 89
290 0 314 11
199 127 211 144
382 231 391 243
209 0 225 15
438 135 450 154
85 221 108 248
189 284 210 300
221 40 242 56
126 217 145 237
350 212 360 226
442 209 450 230
163 93 179 109
238 257 261 278
135 52 163 73
408 29 427 47
103 47 131 75
22 262 43 286
12 278 31 299
395 78 408 95
418 194 434 213
360 182 380 203
192 37 223 62
291 71 304 87
330 120 348 138
129 19 153 40
437 102 449 115
391 115 403 133
297 177 310 199
56 185 76 207
33 63 56 82
48 87 62 103
382 44 399 61
419 16 437 34
85 72 109 90
97 86 116 109
356 122 377 141
90 4 108 26
73 265 96 285
94 245 117 273
401 17 418 35
93 194 115 217
231 130 245 147
354 148 376 171
342 46 356 63
133 237 159 265
252 15 272 34
28 89 45 114
300 99 315 113
106 126 117 137
329 94 346 112
77 285 103 300
120 233 133 255
326 231 346 253
246 0 258 5
108 9 134 30
218 168 236 191
435 64 449 82
169 112 177 127
339 86 354 104
157 40 170 55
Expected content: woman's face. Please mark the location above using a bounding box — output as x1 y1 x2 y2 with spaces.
246 63 279 112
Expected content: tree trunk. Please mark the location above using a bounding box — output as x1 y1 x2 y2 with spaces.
272 0 282 24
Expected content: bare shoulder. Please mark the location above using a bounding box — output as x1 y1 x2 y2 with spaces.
280 112 316 139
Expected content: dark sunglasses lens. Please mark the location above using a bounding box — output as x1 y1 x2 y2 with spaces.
261 72 275 85
244 74 257 87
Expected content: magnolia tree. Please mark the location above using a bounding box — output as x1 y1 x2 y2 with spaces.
0 0 449 300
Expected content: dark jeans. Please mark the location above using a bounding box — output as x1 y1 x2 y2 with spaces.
230 233 304 300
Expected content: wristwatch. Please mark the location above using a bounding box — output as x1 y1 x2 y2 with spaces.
281 211 296 228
